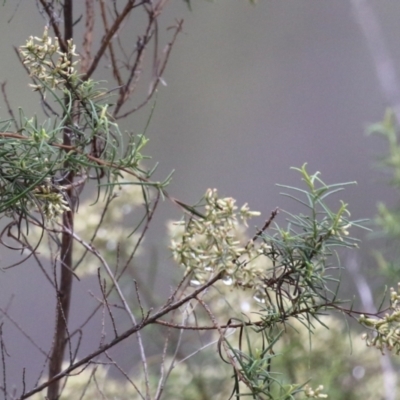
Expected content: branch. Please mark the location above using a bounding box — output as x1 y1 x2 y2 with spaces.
81 0 95 73
38 0 68 53
47 2 76 397
18 273 222 399
83 0 137 80
0 131 202 214
116 19 183 119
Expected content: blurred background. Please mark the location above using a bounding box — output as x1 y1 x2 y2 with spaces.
1 0 400 397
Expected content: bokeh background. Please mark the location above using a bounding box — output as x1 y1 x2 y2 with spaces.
1 0 400 395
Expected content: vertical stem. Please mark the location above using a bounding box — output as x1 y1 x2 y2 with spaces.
47 1 74 399
47 206 74 400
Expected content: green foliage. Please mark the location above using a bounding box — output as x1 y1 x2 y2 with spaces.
359 284 400 354
168 165 367 398
0 29 160 227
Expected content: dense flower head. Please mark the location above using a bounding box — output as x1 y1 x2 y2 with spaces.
359 282 400 354
32 179 71 220
304 384 328 398
20 26 78 93
169 189 272 298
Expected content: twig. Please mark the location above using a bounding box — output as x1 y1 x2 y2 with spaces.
81 0 95 73
68 191 160 338
196 296 250 390
0 307 48 358
83 0 137 80
99 0 123 86
0 82 19 131
18 273 222 399
249 208 279 245
68 231 151 399
38 0 68 53
116 19 183 119
154 309 185 400
104 352 145 399
0 324 8 400
47 2 76 396
98 270 118 338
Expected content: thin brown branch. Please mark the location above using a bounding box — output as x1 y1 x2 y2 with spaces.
18 273 222 399
116 19 183 119
118 190 160 277
196 296 250 390
0 307 49 358
47 2 75 397
99 0 123 86
155 305 188 400
0 324 8 400
83 0 137 80
81 0 95 73
249 208 279 245
69 192 160 338
0 82 19 131
38 0 68 53
69 231 151 397
97 271 118 338
104 353 145 399
113 19 153 117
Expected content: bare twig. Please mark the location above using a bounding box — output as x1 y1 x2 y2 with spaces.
81 0 95 73
83 0 137 80
104 352 145 399
0 82 19 131
68 231 151 399
116 19 183 119
98 270 118 338
18 273 222 399
0 307 48 358
154 300 197 400
0 324 9 400
99 0 123 86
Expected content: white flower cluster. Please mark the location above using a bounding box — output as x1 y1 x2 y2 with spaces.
359 283 400 354
20 26 78 93
329 217 351 240
32 179 70 221
170 189 272 295
304 384 328 398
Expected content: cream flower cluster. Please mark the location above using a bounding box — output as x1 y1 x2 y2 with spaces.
304 384 328 398
359 283 400 354
170 189 272 294
20 26 78 92
32 179 70 220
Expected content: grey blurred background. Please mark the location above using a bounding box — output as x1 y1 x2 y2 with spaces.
0 0 399 393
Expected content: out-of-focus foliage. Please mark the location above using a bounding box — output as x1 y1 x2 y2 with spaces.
369 109 400 279
273 316 392 400
73 176 145 276
30 314 390 400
